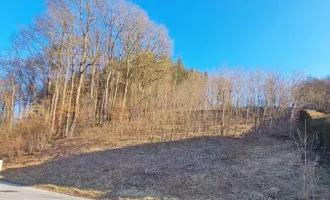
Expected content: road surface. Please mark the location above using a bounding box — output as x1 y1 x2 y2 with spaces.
0 181 88 200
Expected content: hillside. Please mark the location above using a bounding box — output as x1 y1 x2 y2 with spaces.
2 126 330 200
1 0 330 199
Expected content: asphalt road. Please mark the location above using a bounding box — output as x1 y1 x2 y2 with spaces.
0 181 88 200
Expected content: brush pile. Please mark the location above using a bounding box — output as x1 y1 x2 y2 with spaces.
297 109 330 149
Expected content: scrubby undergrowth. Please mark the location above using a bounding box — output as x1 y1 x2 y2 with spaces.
3 125 329 200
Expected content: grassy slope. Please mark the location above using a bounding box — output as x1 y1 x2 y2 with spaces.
1 122 330 199
2 125 317 200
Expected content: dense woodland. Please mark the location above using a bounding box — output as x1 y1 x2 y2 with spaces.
0 0 330 156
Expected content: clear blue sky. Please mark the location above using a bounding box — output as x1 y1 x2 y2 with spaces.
1 0 330 77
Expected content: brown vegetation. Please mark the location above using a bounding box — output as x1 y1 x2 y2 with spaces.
1 131 311 200
0 0 314 158
296 109 327 141
0 0 330 199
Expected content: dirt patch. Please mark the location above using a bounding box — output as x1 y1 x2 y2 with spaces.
2 131 310 200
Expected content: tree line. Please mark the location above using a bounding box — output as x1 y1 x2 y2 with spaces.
1 0 175 138
0 0 329 156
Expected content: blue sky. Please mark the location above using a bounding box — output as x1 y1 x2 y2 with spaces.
1 0 330 77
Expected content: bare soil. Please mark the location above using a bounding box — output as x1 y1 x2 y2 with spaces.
2 130 318 200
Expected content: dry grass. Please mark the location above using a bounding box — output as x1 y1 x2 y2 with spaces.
36 184 107 199
2 119 253 170
2 129 309 200
299 109 327 120
314 166 330 199
1 116 330 200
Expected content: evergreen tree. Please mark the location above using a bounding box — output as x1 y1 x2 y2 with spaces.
174 57 188 85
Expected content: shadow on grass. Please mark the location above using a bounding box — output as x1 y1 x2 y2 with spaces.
2 128 300 200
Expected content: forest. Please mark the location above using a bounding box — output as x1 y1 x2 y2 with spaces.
0 0 329 156
1 0 330 199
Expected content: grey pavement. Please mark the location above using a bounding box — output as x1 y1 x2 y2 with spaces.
0 181 88 200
